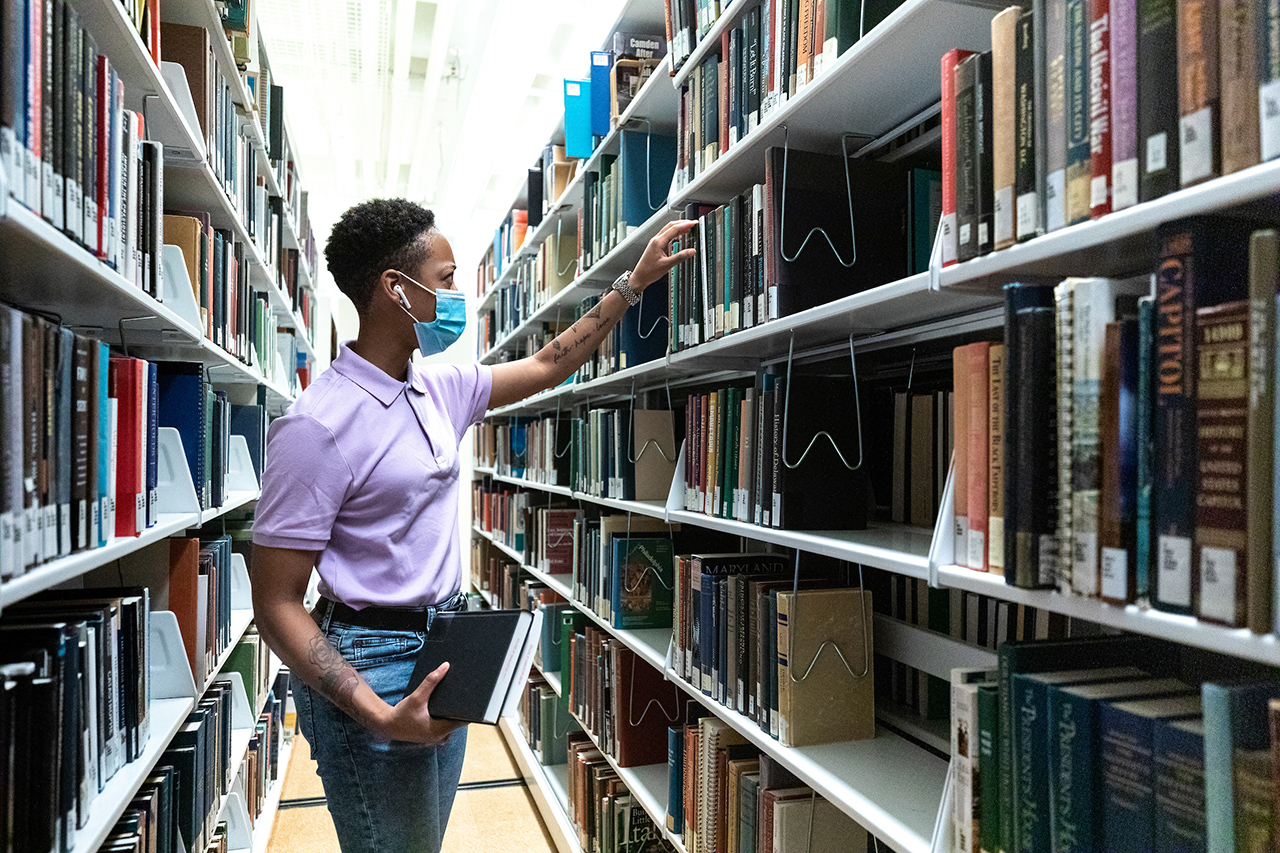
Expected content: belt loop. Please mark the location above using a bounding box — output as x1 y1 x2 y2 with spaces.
319 598 335 634
423 604 436 634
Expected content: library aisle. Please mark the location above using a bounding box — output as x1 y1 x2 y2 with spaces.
264 728 556 853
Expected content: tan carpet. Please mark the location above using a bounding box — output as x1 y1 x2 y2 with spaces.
267 728 554 853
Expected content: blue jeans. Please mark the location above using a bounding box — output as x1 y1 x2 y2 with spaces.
296 596 469 853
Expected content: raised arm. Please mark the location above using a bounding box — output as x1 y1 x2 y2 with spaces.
487 219 697 410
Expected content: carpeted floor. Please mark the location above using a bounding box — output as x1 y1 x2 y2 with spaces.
266 725 556 852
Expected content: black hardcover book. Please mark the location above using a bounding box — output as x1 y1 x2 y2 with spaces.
765 147 908 318
1136 0 1178 202
1002 283 1055 586
267 84 284 160
1013 305 1057 588
976 51 994 255
955 54 979 263
1014 9 1037 242
527 166 543 229
406 610 539 724
50 0 63 222
774 372 871 530
13 672 58 852
747 7 761 130
83 29 96 247
1151 218 1252 614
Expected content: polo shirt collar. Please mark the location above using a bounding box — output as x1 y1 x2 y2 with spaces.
331 343 411 406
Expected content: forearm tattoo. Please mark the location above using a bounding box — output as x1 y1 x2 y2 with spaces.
549 298 615 365
306 632 372 728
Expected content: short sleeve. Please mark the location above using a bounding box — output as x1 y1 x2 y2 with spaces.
252 413 355 550
422 363 492 441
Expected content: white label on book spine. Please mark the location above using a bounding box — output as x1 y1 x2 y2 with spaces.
988 516 1004 570
1073 532 1099 597
86 199 98 254
1146 131 1168 173
959 222 971 247
1100 546 1128 600
135 493 145 533
43 505 56 558
941 212 958 264
978 222 989 248
1112 159 1138 211
52 176 64 231
772 494 781 526
994 185 1014 245
1089 174 1108 209
1198 546 1237 623
77 500 86 547
0 513 12 579
0 129 13 205
26 149 39 212
1045 170 1065 232
59 505 70 555
1157 534 1192 607
1037 534 1057 585
1261 81 1280 162
967 530 986 572
90 501 99 547
954 515 969 563
1179 107 1213 185
609 477 623 499
42 162 54 222
1016 191 1038 240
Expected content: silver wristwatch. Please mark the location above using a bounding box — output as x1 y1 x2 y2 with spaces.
611 270 641 306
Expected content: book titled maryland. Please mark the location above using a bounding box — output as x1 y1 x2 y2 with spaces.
611 537 676 629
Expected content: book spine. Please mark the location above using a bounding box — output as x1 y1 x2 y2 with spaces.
968 343 990 571
1260 0 1280 162
1194 300 1249 627
977 52 995 256
994 8 1020 249
1065 0 1093 225
941 49 974 266
1220 0 1260 175
1099 320 1141 604
1153 225 1197 614
1046 0 1069 231
1014 11 1038 242
1014 306 1058 588
1136 294 1156 601
1110 0 1139 211
1247 231 1277 634
1099 705 1159 853
1013 678 1049 853
1089 0 1113 218
1176 0 1221 186
1152 719 1207 852
1056 282 1076 594
952 679 984 853
954 344 971 564
989 344 1007 575
1201 682 1235 852
956 55 979 264
667 726 683 833
775 591 792 745
978 685 1000 853
1137 0 1179 201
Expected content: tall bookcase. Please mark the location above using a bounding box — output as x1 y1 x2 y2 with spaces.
0 0 323 847
471 1 1280 852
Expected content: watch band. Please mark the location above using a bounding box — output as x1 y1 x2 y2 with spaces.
611 270 641 306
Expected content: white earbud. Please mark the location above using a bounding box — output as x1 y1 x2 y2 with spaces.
394 284 412 310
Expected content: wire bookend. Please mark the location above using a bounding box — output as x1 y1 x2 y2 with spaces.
783 558 871 683
780 331 865 471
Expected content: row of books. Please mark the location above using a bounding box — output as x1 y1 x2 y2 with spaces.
570 516 679 632
470 538 524 609
987 219 1280 635
565 732 679 853
471 484 530 556
518 674 579 769
473 417 571 485
670 714 872 853
943 0 1280 267
242 670 290 834
0 588 153 853
670 148 929 344
0 311 265 580
950 635 1279 853
476 234 576 355
1 0 166 296
579 131 677 272
671 0 900 191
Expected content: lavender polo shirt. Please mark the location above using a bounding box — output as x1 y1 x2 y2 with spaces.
252 344 492 609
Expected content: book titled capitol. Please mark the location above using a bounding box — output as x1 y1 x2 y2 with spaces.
406 609 544 725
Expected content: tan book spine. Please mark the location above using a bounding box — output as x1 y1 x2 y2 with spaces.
1176 0 1221 185
953 344 971 565
910 394 935 529
967 343 991 570
991 7 1020 250
988 343 1006 574
1219 0 1260 174
796 0 814 88
1246 230 1278 633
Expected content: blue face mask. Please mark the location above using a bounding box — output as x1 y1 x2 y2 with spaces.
394 271 467 357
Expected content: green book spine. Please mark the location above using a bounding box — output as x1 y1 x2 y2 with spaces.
978 685 1001 853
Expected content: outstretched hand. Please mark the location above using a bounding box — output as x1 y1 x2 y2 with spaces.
377 661 467 745
630 219 698 292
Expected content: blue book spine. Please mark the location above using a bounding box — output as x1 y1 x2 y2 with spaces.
667 726 683 834
1136 296 1155 600
699 573 716 696
589 51 612 137
564 78 593 159
95 341 110 545
1099 705 1160 853
146 361 157 528
717 574 729 703
1152 719 1206 853
1048 687 1105 853
1013 675 1050 853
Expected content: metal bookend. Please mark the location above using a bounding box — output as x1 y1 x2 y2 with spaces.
149 611 199 700
629 118 666 213
778 126 862 267
625 379 678 466
784 557 871 683
780 331 865 472
155 427 200 516
627 647 680 727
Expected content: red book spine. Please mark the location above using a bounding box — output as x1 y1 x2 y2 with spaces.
720 31 731 154
1089 0 1113 218
109 358 140 537
967 342 991 570
941 49 976 267
148 0 160 66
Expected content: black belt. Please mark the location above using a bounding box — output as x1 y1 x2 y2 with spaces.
315 593 466 632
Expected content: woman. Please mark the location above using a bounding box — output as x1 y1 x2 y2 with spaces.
251 197 696 853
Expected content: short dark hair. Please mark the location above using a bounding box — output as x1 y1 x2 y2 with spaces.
325 198 437 311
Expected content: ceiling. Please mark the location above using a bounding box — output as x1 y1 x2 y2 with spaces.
256 0 627 280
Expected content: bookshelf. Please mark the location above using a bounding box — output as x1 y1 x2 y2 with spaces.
0 0 321 847
473 0 1280 851
499 715 585 853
